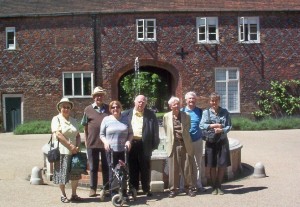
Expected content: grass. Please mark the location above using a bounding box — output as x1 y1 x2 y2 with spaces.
12 116 300 135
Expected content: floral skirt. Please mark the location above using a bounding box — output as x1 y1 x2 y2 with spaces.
53 154 81 185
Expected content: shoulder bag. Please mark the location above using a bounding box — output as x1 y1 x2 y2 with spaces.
47 134 60 163
47 117 61 163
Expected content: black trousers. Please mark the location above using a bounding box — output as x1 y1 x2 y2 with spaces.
87 148 109 190
128 140 151 192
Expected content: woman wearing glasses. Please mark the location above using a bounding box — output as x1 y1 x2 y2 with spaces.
51 98 83 203
100 100 133 197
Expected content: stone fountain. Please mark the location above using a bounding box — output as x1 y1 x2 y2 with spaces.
150 127 243 191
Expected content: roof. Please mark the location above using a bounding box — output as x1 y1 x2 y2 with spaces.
1 0 300 17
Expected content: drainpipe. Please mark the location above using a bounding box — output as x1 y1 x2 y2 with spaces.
92 14 100 86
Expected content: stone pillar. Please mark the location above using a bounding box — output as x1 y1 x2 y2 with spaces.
150 150 167 192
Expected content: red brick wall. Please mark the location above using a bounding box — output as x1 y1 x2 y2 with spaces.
1 16 95 122
1 11 300 124
99 11 300 116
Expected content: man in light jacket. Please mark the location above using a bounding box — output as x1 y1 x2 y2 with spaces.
163 96 195 198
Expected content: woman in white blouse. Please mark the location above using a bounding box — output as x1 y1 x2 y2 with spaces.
51 98 82 203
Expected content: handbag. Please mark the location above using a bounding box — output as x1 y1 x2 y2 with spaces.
202 109 221 143
47 116 61 163
47 134 60 163
70 152 88 175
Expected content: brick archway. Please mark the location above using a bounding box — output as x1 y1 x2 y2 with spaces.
110 59 181 100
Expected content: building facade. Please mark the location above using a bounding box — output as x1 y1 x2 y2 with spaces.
1 1 300 132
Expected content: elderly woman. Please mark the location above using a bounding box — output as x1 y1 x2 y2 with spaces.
200 92 232 195
51 98 82 203
100 101 133 197
163 96 195 198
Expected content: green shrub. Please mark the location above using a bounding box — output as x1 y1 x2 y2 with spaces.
14 120 84 135
252 79 300 119
14 121 51 134
12 116 300 134
232 116 300 131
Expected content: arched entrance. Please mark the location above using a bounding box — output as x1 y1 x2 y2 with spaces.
110 60 181 110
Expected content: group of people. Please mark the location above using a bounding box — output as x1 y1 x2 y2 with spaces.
51 87 159 203
163 92 232 198
50 86 232 203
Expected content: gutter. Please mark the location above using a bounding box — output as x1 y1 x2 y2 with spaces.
1 9 300 18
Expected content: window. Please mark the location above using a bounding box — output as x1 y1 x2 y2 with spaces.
136 19 156 41
196 17 219 44
215 68 240 113
63 72 93 97
239 17 260 43
6 27 16 49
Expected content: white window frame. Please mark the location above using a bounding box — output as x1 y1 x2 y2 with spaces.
6 27 16 50
215 68 240 113
136 19 156 41
196 17 219 44
63 72 94 98
238 17 260 43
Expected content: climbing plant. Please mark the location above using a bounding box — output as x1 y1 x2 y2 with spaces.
252 79 300 119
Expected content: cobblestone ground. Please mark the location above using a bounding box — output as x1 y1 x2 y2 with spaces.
0 130 300 207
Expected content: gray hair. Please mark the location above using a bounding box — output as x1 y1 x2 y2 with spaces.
209 92 220 99
185 91 197 100
168 96 180 105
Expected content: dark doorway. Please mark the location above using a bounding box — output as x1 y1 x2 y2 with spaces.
118 66 172 112
5 97 22 132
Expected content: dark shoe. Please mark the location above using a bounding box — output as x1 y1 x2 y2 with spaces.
130 188 138 200
187 189 196 197
197 187 206 193
146 191 153 197
123 195 130 202
89 189 97 197
211 188 218 195
217 188 224 195
169 191 176 198
70 195 83 202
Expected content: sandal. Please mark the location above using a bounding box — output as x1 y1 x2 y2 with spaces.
61 195 70 203
70 194 83 202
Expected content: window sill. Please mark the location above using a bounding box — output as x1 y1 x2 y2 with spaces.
4 48 21 51
239 41 260 44
198 42 220 45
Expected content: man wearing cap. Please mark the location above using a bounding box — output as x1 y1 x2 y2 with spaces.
122 94 160 197
81 86 110 197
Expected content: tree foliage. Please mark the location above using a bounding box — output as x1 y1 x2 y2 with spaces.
119 71 169 110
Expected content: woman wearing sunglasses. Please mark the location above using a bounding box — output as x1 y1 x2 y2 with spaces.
51 98 82 203
100 100 133 197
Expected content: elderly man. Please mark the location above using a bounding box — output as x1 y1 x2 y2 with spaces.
181 91 205 193
122 95 160 197
81 86 110 197
163 96 195 198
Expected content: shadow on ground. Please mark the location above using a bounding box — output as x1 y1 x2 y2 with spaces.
220 163 268 195
231 163 255 181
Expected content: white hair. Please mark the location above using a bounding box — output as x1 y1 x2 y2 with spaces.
134 95 148 103
168 96 180 105
185 91 197 100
